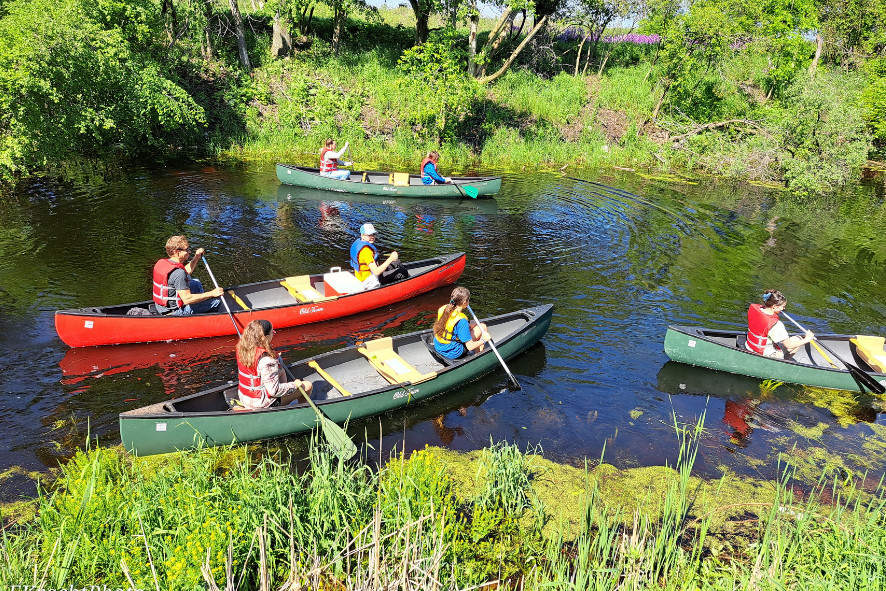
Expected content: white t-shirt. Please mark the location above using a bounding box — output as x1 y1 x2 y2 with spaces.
764 320 789 357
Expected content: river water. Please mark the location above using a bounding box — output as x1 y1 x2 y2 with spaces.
2 163 885 501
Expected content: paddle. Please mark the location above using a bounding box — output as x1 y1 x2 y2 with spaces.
204 258 357 458
467 305 521 390
202 257 241 337
782 312 885 394
280 358 357 460
453 182 479 199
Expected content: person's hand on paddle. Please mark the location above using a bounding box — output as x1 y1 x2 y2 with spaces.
385 251 399 265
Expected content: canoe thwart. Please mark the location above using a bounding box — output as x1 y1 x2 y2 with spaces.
228 290 250 311
308 360 352 397
850 335 886 372
281 276 337 303
358 337 437 385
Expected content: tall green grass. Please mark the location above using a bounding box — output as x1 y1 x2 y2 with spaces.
3 423 885 590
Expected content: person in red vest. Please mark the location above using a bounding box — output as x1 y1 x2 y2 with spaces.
152 235 224 315
745 290 813 358
319 139 352 180
420 151 450 185
236 319 313 409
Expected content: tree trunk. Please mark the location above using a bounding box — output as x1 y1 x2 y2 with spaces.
408 0 431 45
477 15 548 85
229 0 251 71
575 33 590 76
332 6 345 53
467 0 479 77
809 34 823 79
650 78 672 121
476 8 514 78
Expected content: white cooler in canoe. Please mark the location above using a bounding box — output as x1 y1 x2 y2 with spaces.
323 267 364 296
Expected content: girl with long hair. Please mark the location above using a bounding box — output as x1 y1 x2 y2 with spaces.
236 319 313 409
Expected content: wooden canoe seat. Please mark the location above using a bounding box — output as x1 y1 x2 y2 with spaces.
280 276 337 303
308 360 352 397
227 290 250 310
358 337 436 385
850 336 886 372
389 172 410 187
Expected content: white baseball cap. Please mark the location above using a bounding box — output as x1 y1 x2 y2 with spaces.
359 223 377 235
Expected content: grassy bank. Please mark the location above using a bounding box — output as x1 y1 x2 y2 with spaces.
3 0 883 195
2 421 884 590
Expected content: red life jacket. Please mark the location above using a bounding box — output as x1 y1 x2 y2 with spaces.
420 156 436 180
320 148 339 174
237 348 269 402
152 258 187 308
746 304 779 355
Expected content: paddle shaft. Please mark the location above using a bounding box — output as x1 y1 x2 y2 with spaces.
467 305 521 390
782 312 885 394
202 257 241 337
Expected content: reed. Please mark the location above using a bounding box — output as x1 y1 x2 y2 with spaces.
2 430 885 590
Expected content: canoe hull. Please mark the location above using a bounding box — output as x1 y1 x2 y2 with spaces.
663 325 886 392
276 164 501 198
119 305 553 456
55 254 465 347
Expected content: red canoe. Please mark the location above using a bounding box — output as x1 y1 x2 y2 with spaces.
55 253 465 347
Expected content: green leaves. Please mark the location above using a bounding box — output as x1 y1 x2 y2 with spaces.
397 31 481 142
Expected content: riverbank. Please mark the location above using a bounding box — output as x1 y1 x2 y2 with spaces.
2 1 884 196
2 424 884 590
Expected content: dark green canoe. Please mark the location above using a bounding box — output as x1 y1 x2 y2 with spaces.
120 304 553 455
664 325 886 392
276 164 501 198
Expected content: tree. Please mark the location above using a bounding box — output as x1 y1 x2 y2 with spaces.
398 31 481 142
817 0 886 67
558 0 637 74
640 0 749 121
324 0 377 53
0 0 206 180
746 0 818 98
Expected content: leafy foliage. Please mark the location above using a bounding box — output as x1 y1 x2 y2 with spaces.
397 30 482 142
0 0 205 180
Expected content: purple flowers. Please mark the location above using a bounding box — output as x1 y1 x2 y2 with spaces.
556 27 661 45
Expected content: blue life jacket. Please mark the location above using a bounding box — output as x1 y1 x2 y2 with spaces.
349 239 378 273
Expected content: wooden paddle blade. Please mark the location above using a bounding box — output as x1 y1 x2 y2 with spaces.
319 415 358 459
463 185 479 198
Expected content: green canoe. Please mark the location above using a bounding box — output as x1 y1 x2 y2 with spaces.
120 304 553 456
276 164 501 198
664 325 886 392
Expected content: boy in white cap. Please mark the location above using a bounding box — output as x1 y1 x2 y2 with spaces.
349 222 399 290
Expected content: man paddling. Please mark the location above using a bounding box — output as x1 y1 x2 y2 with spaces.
152 235 224 315
349 223 399 291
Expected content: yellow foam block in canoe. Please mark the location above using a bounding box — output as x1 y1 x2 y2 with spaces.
358 337 436 385
280 276 337 303
308 360 352 397
850 335 886 373
388 172 410 187
227 290 250 310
